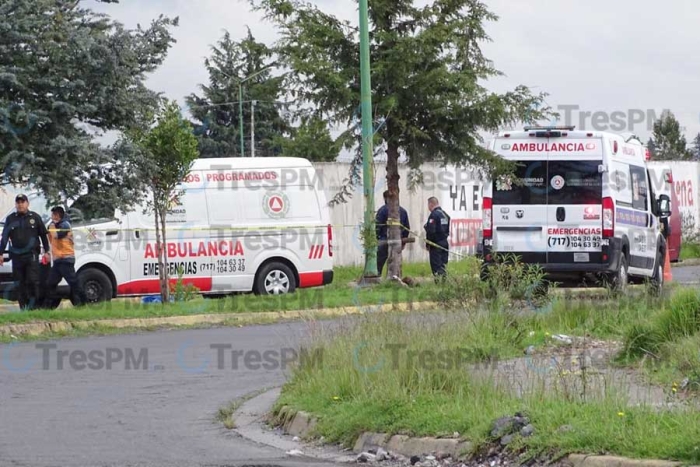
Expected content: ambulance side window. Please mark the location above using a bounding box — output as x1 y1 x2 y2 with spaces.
547 161 603 205
630 165 647 212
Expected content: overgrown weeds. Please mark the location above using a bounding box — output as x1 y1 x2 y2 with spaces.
434 253 550 310
275 258 700 461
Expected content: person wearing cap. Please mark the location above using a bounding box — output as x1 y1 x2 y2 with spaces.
0 194 51 309
43 206 87 307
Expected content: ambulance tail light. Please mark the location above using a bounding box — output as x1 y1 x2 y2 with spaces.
602 197 614 238
327 224 333 257
483 197 493 239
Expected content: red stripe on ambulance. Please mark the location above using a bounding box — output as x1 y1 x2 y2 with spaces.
299 272 324 287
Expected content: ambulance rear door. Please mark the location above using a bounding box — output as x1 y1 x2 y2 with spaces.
490 142 549 262
545 137 605 266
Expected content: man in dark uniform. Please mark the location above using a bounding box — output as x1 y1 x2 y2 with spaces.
424 196 450 279
0 194 51 310
375 190 410 277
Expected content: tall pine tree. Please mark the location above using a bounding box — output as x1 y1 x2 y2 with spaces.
650 111 692 160
251 0 550 280
186 29 289 158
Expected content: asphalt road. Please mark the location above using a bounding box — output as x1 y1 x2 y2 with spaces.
0 321 341 467
670 262 700 284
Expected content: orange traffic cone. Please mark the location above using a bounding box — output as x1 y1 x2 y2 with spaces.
663 247 672 283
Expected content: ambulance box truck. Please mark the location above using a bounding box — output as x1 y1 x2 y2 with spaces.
479 126 672 290
0 157 334 305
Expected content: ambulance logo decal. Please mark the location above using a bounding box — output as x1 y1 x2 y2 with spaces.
166 193 186 223
86 227 102 247
551 175 565 190
263 192 290 219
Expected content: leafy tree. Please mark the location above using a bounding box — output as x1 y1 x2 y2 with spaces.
0 0 178 204
251 0 550 280
186 29 289 158
650 111 692 160
122 100 199 302
275 115 341 161
691 133 700 160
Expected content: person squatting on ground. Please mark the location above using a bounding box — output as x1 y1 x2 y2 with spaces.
424 196 450 280
375 190 410 277
44 206 87 307
0 194 51 310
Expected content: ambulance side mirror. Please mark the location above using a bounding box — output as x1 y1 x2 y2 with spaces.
658 194 671 218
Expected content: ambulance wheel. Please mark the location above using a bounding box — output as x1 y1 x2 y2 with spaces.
78 268 113 303
650 250 664 295
608 253 629 292
254 262 296 295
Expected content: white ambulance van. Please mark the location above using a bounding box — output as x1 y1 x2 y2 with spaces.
1 157 334 304
479 126 672 290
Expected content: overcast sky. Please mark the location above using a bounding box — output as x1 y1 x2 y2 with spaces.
90 0 700 152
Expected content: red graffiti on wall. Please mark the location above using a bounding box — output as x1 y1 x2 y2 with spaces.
449 219 482 248
675 180 694 207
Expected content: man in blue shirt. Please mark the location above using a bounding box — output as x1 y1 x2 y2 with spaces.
375 190 410 277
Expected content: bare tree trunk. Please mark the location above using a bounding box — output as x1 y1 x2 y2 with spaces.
386 144 402 280
154 201 169 304
161 206 170 303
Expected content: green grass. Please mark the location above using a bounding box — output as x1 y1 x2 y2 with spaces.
618 287 700 391
273 285 700 462
679 241 700 261
0 259 478 326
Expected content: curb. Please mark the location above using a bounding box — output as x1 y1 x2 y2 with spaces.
274 405 472 460
353 431 471 460
277 406 318 439
672 258 700 267
564 455 692 467
0 300 439 338
274 406 699 467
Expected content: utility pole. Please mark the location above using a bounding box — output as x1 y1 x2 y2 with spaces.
358 0 378 281
239 84 244 157
236 66 274 157
251 100 256 157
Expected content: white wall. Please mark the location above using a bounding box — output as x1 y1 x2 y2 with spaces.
314 162 484 266
648 161 700 236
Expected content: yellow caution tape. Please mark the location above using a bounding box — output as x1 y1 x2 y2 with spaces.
28 221 477 258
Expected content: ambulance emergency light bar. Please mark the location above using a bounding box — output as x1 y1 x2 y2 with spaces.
523 125 576 131
519 125 576 138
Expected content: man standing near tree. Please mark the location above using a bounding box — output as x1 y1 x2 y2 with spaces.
424 196 450 279
375 190 410 277
43 206 87 307
0 194 51 310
